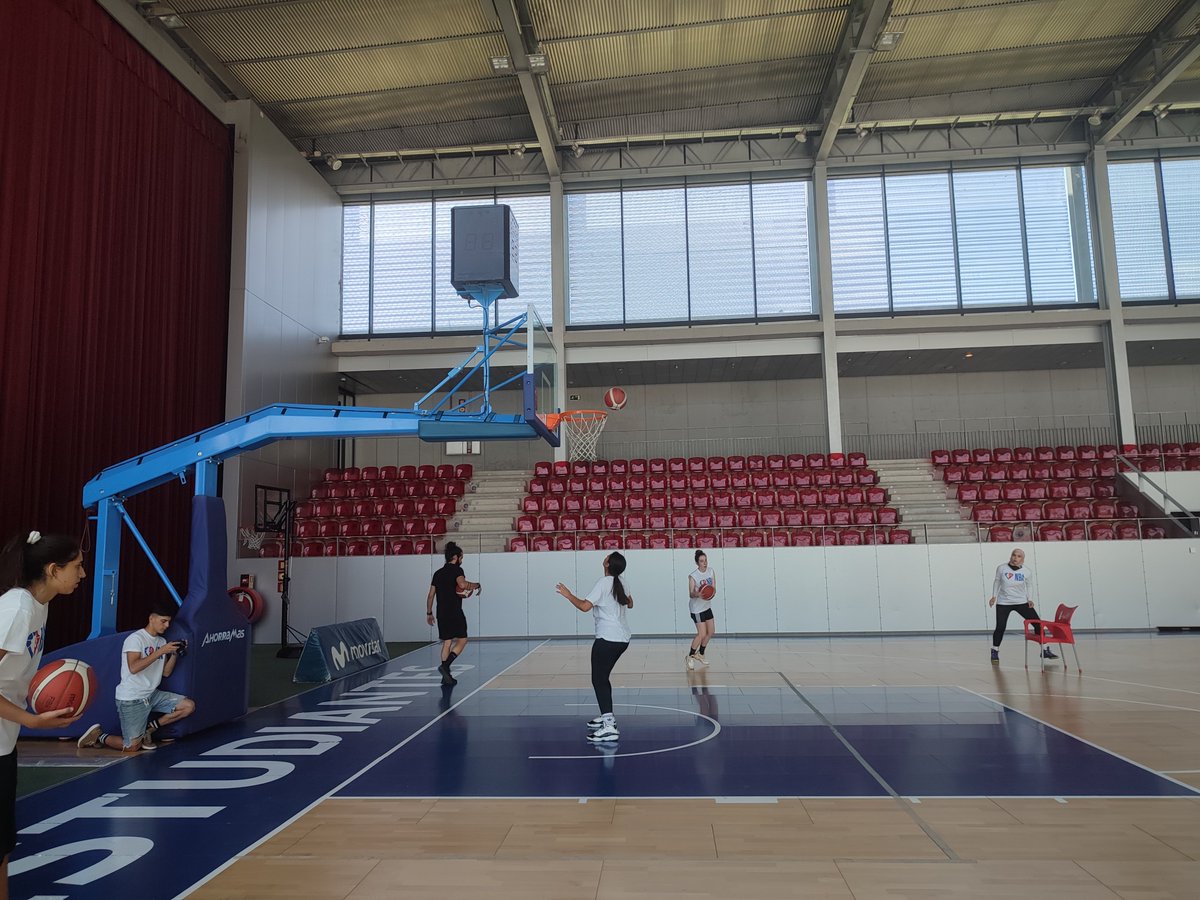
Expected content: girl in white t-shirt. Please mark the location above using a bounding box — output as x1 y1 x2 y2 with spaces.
556 552 633 744
0 531 87 890
686 550 717 670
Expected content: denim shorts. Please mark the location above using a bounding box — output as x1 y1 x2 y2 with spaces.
117 690 185 747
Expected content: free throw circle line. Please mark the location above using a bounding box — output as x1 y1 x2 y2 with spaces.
528 703 721 760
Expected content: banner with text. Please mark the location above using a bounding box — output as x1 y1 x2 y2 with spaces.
294 617 388 683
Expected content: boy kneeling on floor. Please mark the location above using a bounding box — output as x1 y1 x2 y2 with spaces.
78 604 195 751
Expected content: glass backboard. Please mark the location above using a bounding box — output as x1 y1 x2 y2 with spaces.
524 305 560 446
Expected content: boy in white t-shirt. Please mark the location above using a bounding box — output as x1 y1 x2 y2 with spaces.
78 606 195 751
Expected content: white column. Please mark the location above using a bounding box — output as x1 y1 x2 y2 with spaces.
550 178 568 461
1088 146 1137 446
812 163 843 453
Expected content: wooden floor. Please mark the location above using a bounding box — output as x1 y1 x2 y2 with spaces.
193 635 1200 899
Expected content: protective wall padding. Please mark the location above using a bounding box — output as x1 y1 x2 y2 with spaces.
26 495 250 740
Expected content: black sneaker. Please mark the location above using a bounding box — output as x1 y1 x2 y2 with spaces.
1042 647 1059 659
438 663 457 685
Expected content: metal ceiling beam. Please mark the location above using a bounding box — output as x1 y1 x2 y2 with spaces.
814 0 894 161
1089 0 1200 107
490 0 560 176
224 30 500 67
538 5 850 45
1096 30 1200 143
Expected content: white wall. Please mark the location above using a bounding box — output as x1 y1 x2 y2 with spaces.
233 539 1200 644
223 101 343 577
1127 471 1200 511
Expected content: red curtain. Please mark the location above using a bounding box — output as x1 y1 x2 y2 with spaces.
0 0 232 647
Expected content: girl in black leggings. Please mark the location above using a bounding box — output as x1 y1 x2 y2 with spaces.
556 552 633 743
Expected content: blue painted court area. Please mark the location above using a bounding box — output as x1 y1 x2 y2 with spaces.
342 682 1197 800
9 639 1196 899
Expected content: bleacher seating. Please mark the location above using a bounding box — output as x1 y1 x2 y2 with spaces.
931 445 1176 541
511 454 908 550
257 464 474 557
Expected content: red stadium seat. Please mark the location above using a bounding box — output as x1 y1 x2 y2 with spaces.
820 488 841 506
694 532 719 548
793 470 814 487
979 483 1002 503
988 525 1014 542
629 459 648 475
1024 481 1048 501
554 534 576 551
747 454 767 471
1001 482 1024 501
805 508 829 527
760 508 783 528
828 506 851 526
786 453 806 470
847 452 867 468
719 531 741 548
1034 447 1054 462
543 495 565 515
813 470 834 488
1114 520 1140 540
1054 446 1076 462
827 453 846 469
965 465 987 482
689 473 709 492
609 459 629 475
577 533 601 551
816 529 839 547
509 536 529 552
530 535 553 552
1066 500 1090 519
1069 481 1093 499
865 486 887 505
671 531 694 549
1091 499 1116 519
693 511 715 529
1036 523 1064 541
1116 501 1139 518
931 449 950 466
706 456 726 472
627 474 647 493
625 511 647 531
388 538 415 556
552 460 570 477
537 514 558 532
956 484 980 503
1185 443 1200 456
1142 522 1166 539
600 533 624 550
972 448 992 465
741 530 768 548
767 454 786 470
942 465 965 484
1092 480 1115 499
987 464 1008 482
648 458 667 474
991 448 1012 463
888 528 913 545
839 528 863 546
972 504 997 522
806 453 826 469
671 511 692 530
950 449 971 465
1050 461 1073 480
1019 502 1042 521
562 494 583 513
1013 447 1034 462
559 514 581 532
852 507 875 526
1088 522 1115 540
791 528 816 547
843 486 865 506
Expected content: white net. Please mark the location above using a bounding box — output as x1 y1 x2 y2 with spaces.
559 410 608 462
238 527 266 551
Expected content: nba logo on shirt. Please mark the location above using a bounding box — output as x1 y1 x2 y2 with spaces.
143 647 155 657
25 629 43 657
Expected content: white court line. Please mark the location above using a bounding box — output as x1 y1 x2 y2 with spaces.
177 640 549 898
1161 770 1200 774
959 685 1200 796
529 703 721 760
975 690 1200 716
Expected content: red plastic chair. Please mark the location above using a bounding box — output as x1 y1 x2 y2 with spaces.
1024 603 1081 672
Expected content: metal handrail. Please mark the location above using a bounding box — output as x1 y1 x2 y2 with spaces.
1115 456 1199 537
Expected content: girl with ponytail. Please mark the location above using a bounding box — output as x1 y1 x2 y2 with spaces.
0 531 87 892
556 552 633 743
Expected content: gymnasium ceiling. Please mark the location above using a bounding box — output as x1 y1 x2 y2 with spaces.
140 0 1200 173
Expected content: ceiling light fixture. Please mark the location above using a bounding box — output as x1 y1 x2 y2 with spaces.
489 55 512 73
512 143 526 157
854 122 867 137
325 155 342 171
571 142 585 159
1153 104 1169 120
964 352 974 358
1087 110 1103 127
794 128 808 143
144 4 185 27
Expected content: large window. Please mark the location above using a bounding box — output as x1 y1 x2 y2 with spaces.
340 193 552 336
829 164 1096 314
1110 158 1200 302
567 178 815 326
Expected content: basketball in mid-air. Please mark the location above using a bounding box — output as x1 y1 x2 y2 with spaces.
604 387 627 410
28 659 98 716
699 584 716 601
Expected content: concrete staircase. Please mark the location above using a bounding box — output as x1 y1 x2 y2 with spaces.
449 469 528 553
873 458 979 544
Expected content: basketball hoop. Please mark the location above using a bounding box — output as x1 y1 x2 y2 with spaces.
238 527 266 552
545 410 608 462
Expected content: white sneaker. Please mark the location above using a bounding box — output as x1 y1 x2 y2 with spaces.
686 655 696 670
585 716 605 730
77 724 102 749
587 722 619 743
140 732 157 750
694 655 710 667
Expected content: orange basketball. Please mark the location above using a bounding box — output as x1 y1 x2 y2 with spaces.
28 659 98 716
604 387 627 410
699 584 716 601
